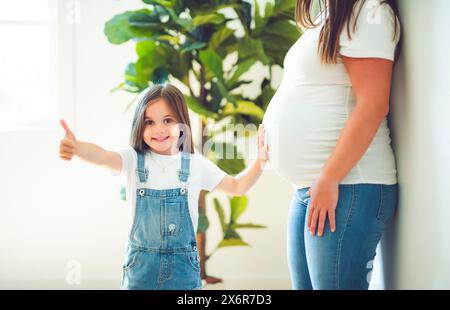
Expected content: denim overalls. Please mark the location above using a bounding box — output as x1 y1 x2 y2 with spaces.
121 151 201 290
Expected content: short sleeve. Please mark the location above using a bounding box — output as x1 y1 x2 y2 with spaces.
198 154 227 191
111 148 136 178
339 0 400 61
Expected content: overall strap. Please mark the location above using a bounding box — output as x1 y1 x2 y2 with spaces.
178 152 190 194
136 151 149 183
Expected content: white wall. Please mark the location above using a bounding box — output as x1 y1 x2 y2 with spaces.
0 0 292 289
4 0 448 291
383 0 450 289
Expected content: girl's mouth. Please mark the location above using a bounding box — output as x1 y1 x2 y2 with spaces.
152 136 169 142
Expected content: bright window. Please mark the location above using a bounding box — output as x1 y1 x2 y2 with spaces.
0 0 56 130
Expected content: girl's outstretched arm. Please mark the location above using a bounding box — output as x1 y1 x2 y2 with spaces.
214 125 269 196
59 119 122 173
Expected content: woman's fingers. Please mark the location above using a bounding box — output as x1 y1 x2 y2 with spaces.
328 209 336 233
309 207 319 236
317 211 327 237
307 203 313 229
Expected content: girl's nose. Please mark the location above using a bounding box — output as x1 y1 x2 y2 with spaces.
154 124 166 134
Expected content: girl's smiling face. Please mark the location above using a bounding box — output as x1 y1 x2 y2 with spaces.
143 98 180 155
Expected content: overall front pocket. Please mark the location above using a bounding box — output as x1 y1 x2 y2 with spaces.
163 202 185 236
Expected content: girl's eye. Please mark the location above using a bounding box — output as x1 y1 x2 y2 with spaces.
144 120 154 126
164 118 174 124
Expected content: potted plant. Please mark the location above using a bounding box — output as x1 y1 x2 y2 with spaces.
105 0 299 284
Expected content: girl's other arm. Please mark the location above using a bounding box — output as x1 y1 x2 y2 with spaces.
215 125 269 196
59 119 122 174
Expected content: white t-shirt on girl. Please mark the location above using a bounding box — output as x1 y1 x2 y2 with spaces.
113 148 227 233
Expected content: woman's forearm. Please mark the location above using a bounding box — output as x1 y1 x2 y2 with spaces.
320 104 387 183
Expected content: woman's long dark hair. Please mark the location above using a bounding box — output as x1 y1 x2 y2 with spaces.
295 0 402 64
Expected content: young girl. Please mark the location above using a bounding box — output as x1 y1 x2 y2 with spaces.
59 83 268 290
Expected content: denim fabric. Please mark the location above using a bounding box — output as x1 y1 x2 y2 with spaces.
121 151 201 290
287 183 398 290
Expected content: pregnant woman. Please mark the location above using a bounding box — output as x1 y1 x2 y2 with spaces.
263 0 401 289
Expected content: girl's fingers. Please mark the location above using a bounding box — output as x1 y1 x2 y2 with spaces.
59 148 74 156
59 153 73 160
60 119 75 138
60 146 74 154
260 144 269 161
61 140 75 148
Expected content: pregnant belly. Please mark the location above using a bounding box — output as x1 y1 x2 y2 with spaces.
262 84 353 186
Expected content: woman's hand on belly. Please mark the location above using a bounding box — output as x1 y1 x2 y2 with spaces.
306 175 339 237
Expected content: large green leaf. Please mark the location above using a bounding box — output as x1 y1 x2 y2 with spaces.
263 19 299 43
232 223 267 229
272 0 296 16
197 210 210 233
254 1 274 36
159 45 192 85
208 142 246 175
104 9 162 44
224 228 241 240
234 1 251 35
238 38 270 65
136 40 157 57
199 49 224 79
180 40 207 53
104 11 139 44
209 82 225 112
222 100 265 121
258 78 276 111
132 42 167 86
216 157 246 175
199 49 236 104
193 13 226 26
230 196 248 224
218 238 249 248
185 96 218 119
213 198 227 233
226 58 257 89
143 0 176 7
124 62 147 89
128 9 161 28
209 26 234 51
191 0 241 16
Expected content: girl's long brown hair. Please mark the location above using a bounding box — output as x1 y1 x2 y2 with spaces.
295 0 402 64
130 83 194 154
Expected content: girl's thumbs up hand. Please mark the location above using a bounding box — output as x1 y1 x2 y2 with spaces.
59 119 77 161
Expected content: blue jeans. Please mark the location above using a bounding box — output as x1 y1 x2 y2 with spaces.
287 184 398 290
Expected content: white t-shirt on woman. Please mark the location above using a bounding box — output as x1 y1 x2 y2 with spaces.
263 0 401 189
